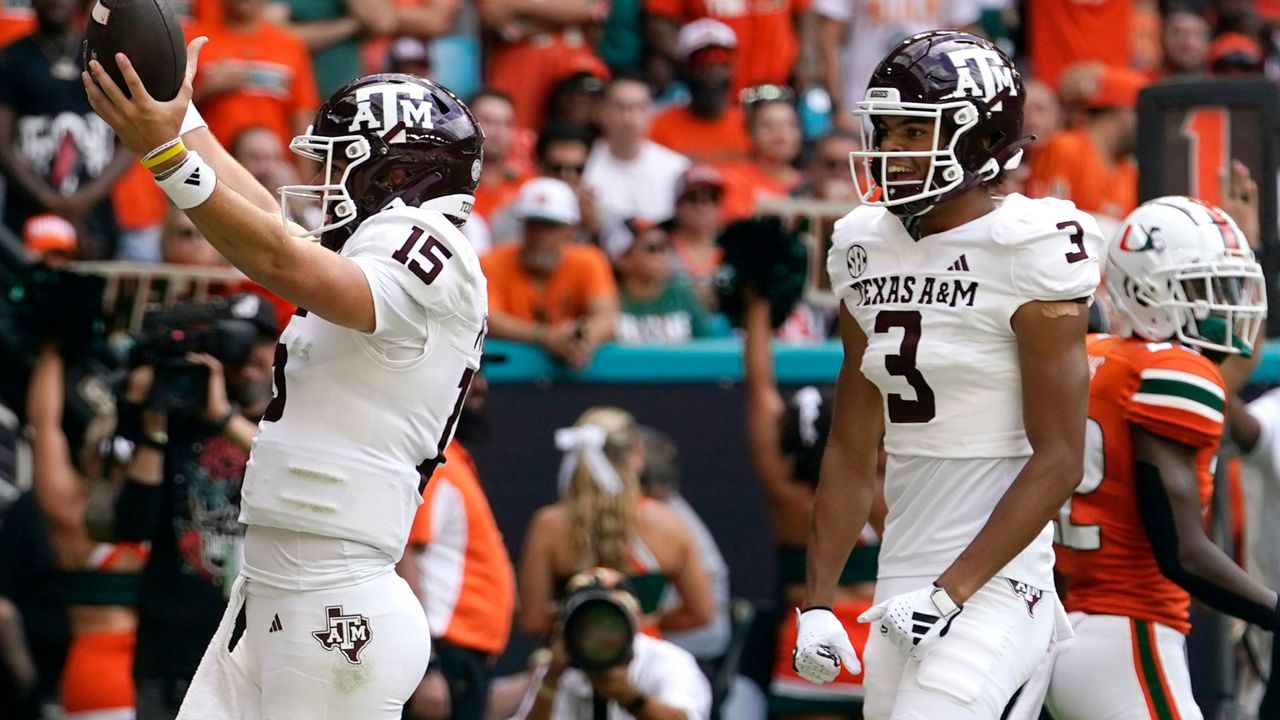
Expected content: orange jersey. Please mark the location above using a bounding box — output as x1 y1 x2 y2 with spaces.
1055 334 1224 634
1027 0 1132 90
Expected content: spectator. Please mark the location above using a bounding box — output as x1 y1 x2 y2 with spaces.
1028 64 1146 226
160 206 229 268
718 88 803 221
636 426 730 661
813 0 982 121
648 19 750 164
399 372 513 720
512 567 712 720
478 0 610 130
741 293 881 719
492 122 601 245
793 129 858 202
1023 79 1063 151
229 125 296 196
0 0 134 259
480 178 618 368
611 221 712 344
517 407 715 636
26 346 150 720
584 77 691 228
668 165 725 309
22 213 77 266
1161 5 1212 76
645 0 805 93
469 89 532 225
1027 0 1135 89
364 3 463 76
387 36 433 78
1209 31 1266 75
545 71 605 130
271 0 394 98
115 295 275 720
190 0 320 151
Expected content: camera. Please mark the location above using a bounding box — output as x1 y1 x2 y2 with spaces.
560 585 638 671
133 298 260 415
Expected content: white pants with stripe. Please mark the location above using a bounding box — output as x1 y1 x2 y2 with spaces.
174 568 430 720
1045 612 1202 720
862 576 1058 720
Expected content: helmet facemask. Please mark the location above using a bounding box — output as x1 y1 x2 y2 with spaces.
279 131 373 241
851 92 1003 217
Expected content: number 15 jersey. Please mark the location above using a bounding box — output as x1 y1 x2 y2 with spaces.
825 193 1101 586
240 206 489 563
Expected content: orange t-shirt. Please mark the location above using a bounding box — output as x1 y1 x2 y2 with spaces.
189 20 319 149
1026 128 1137 221
1054 335 1224 635
407 442 514 655
649 106 750 164
111 165 167 231
645 0 808 91
0 6 33 49
472 166 532 224
480 243 617 325
716 160 801 221
1027 0 1132 90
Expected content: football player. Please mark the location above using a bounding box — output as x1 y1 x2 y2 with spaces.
83 41 487 718
1045 196 1278 720
791 31 1102 719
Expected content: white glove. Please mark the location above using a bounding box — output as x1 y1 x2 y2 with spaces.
858 584 962 660
792 607 861 683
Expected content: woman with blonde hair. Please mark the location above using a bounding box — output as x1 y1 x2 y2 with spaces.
517 406 714 637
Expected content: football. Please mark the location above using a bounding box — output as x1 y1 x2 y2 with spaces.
83 0 187 101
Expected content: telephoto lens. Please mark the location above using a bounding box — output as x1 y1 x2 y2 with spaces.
560 586 638 671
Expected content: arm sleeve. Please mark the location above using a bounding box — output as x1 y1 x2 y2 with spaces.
1126 350 1226 450
344 209 487 341
1006 199 1103 305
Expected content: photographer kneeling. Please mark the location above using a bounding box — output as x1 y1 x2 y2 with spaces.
113 294 277 720
513 567 711 720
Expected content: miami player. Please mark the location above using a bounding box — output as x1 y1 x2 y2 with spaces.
791 31 1102 719
1046 196 1278 720
82 40 487 718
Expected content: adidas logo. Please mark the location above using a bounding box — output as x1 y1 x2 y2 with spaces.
269 614 283 633
184 168 202 187
946 254 970 272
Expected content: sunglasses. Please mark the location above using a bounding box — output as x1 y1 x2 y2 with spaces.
547 162 586 176
680 188 722 204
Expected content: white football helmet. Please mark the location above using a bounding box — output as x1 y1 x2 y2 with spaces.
1106 196 1266 356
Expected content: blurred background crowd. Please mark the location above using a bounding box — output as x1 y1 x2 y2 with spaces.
1 0 1279 719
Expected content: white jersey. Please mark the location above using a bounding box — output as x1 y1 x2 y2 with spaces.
826 194 1101 585
240 206 488 562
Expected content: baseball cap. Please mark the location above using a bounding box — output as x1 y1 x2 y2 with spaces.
226 292 279 340
514 177 581 225
1084 66 1148 109
676 164 725 198
677 18 737 60
1208 33 1264 73
389 37 431 67
23 214 77 257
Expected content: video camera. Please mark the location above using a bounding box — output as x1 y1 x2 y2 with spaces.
133 298 262 416
560 581 639 671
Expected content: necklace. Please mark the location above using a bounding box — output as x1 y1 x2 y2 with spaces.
32 31 82 82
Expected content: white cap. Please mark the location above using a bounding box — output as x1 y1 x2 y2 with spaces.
514 177 581 226
676 18 737 59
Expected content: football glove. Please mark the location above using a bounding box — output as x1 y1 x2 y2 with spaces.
792 607 861 683
858 584 962 660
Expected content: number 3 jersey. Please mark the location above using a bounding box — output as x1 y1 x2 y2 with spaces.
1054 335 1224 634
240 206 488 562
826 194 1102 587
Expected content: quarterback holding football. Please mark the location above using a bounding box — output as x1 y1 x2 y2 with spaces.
84 38 487 719
792 31 1101 719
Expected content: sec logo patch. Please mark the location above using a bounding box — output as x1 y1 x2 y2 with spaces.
847 245 868 279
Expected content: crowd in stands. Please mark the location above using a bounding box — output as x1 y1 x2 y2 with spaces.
2 0 1280 719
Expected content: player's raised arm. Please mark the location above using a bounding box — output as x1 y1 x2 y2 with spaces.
83 41 375 331
1132 425 1280 629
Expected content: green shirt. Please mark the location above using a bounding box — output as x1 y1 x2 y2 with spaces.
618 279 711 344
284 0 361 98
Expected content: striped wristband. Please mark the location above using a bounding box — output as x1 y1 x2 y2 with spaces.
156 150 216 209
141 138 186 169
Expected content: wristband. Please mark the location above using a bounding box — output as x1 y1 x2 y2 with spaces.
140 431 168 451
141 138 186 169
180 101 208 135
156 150 216 209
